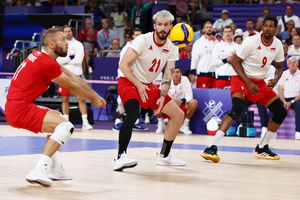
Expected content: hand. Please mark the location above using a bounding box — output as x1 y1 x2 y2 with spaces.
284 101 291 110
153 96 165 115
246 81 259 95
226 55 233 64
174 99 182 106
136 82 150 103
91 95 106 108
267 79 277 88
69 55 75 60
189 74 196 84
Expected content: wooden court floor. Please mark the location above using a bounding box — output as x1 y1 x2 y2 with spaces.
1 124 300 200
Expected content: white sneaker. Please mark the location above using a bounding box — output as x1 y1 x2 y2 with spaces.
48 165 73 180
113 153 138 171
145 115 150 124
156 153 186 166
260 127 268 138
82 123 93 130
295 132 300 140
26 168 53 187
156 120 166 134
180 124 192 135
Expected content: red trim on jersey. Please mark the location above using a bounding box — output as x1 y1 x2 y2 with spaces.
260 34 273 47
152 32 166 47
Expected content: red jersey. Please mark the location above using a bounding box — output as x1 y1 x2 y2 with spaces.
7 50 62 102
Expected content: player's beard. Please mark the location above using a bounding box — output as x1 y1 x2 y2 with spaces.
55 46 68 57
156 30 170 40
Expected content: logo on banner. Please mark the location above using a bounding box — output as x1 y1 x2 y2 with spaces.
202 100 224 123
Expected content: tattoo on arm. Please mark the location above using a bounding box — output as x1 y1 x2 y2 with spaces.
161 80 171 86
161 89 168 97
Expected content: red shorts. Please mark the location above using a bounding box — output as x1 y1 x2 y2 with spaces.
57 85 71 96
5 100 49 133
214 79 231 89
118 77 172 110
230 75 277 106
162 103 187 119
196 76 216 88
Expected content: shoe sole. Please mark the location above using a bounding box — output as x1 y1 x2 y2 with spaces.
49 176 73 181
113 163 138 171
26 179 52 187
156 163 186 166
200 153 220 163
253 152 280 160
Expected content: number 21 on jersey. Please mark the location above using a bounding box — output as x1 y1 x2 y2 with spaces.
149 58 161 73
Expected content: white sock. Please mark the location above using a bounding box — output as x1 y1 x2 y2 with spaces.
210 130 225 146
135 119 139 125
115 118 122 125
259 130 276 148
82 114 89 124
35 154 52 171
183 118 190 126
63 114 69 121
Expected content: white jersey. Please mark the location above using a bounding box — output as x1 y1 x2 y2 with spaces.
118 32 178 84
211 41 239 77
191 36 218 74
287 45 300 60
278 15 300 32
167 76 193 102
236 32 284 80
56 37 84 76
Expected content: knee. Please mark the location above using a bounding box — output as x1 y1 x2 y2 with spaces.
50 122 74 145
268 98 287 124
227 97 245 120
189 99 198 109
124 99 140 122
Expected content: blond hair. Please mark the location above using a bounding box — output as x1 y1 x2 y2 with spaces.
152 10 174 23
42 28 63 46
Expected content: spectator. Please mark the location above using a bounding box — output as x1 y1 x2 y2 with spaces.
281 19 295 42
278 57 300 140
106 39 121 57
156 66 198 135
82 27 99 71
85 0 106 30
56 25 93 130
230 23 237 35
234 35 243 45
29 42 39 53
212 25 239 89
122 32 132 48
26 0 41 6
213 9 233 33
192 28 202 43
130 0 152 33
77 17 98 42
288 35 300 60
282 42 289 60
256 7 270 32
184 69 197 88
169 0 189 22
243 19 258 39
278 5 300 33
191 21 218 88
179 42 193 59
188 0 200 24
110 3 130 47
97 19 118 52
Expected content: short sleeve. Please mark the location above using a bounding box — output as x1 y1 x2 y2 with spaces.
277 72 286 86
236 37 253 60
44 60 62 80
168 45 179 62
274 41 284 63
129 35 146 55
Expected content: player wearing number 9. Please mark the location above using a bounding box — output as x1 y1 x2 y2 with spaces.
113 10 186 172
201 16 288 163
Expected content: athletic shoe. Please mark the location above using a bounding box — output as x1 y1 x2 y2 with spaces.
155 121 166 134
113 153 138 171
180 124 192 135
26 168 53 187
112 122 123 131
156 153 186 166
295 132 300 140
48 165 73 181
201 145 220 163
82 123 93 130
133 123 149 131
253 144 280 160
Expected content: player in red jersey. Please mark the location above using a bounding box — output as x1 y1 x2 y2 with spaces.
201 17 287 162
5 28 106 187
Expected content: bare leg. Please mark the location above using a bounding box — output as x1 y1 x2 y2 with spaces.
61 95 70 115
185 99 198 119
77 95 88 115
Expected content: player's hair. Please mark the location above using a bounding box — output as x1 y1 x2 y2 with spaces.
42 28 63 46
263 16 278 27
175 66 181 72
201 20 212 30
153 10 174 24
246 19 254 23
223 25 233 31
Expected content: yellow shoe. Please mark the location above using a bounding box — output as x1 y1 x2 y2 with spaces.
253 144 280 160
201 145 220 163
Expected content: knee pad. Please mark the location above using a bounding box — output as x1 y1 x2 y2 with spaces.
124 99 140 124
268 98 287 124
227 97 246 120
50 122 74 145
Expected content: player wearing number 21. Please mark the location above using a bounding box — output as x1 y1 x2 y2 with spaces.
201 17 287 162
113 10 186 171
